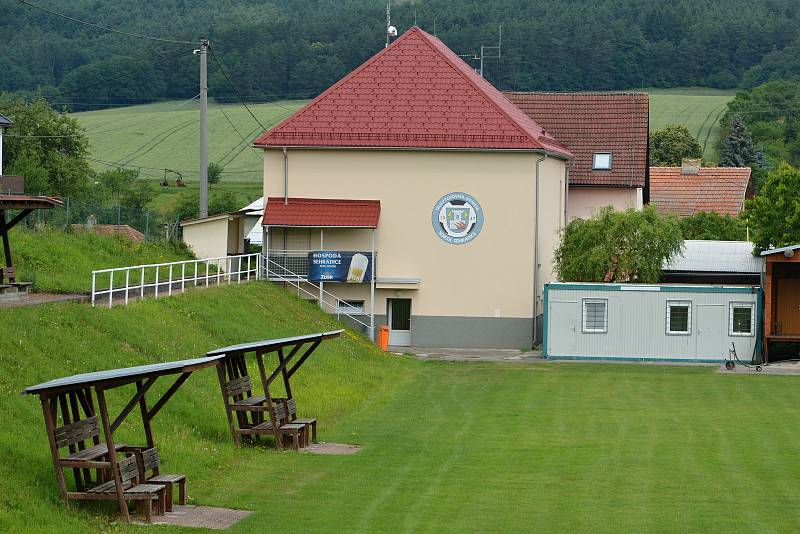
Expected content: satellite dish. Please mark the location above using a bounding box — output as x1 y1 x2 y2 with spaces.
387 25 398 36
785 249 795 258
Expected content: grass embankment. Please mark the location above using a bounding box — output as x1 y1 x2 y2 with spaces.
0 282 412 532
11 227 194 294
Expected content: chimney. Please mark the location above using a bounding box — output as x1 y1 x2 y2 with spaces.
681 158 701 175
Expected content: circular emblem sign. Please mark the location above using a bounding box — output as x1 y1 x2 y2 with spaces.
431 192 484 245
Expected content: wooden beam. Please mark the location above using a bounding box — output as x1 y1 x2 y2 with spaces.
110 377 156 433
40 395 69 505
265 342 304 386
137 380 155 449
5 208 34 231
276 348 293 399
147 372 190 420
96 388 130 523
216 362 239 446
287 339 322 379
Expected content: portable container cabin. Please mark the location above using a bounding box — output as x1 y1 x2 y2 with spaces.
544 283 761 362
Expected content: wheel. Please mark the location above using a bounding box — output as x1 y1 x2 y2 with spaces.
725 361 735 371
756 365 763 373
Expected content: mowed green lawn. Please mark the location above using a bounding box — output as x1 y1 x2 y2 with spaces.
72 100 306 181
647 88 737 161
160 363 796 533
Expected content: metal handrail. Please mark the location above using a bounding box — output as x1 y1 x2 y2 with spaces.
264 257 371 329
92 253 262 308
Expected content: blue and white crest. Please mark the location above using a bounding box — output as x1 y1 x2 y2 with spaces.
431 192 484 245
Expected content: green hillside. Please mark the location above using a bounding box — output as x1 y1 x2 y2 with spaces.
0 283 411 532
72 100 306 181
647 88 736 161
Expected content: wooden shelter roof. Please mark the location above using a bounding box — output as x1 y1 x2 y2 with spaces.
0 194 63 210
206 330 344 357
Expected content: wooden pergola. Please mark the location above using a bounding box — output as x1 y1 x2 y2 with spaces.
207 330 343 448
0 192 63 283
23 355 224 523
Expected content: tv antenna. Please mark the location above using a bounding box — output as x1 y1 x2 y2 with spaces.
385 1 397 47
478 25 502 78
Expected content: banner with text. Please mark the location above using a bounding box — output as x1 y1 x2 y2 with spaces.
307 251 373 283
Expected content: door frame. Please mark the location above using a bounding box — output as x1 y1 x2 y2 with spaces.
387 298 412 346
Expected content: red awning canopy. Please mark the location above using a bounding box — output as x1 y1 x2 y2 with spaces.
263 197 380 228
0 194 63 210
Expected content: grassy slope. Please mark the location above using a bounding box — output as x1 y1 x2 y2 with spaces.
10 228 194 293
0 283 412 533
647 88 736 161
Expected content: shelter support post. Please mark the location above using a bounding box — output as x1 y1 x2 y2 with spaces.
216 363 240 446
276 348 293 399
287 340 322 380
147 373 191 420
40 395 69 505
96 388 130 523
136 380 155 449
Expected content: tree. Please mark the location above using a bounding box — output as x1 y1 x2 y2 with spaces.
744 162 800 251
719 115 766 168
649 125 703 166
207 162 223 185
0 94 91 197
679 211 748 241
554 206 683 283
172 190 242 221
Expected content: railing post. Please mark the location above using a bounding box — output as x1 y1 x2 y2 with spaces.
205 261 210 287
140 267 145 300
168 264 173 296
124 269 130 306
155 266 159 298
108 271 114 308
194 261 199 287
91 272 96 307
181 263 186 292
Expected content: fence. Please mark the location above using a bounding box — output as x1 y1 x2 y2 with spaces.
92 253 261 307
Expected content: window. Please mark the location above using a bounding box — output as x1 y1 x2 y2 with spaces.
666 301 691 335
582 299 608 333
730 302 755 336
593 152 612 170
337 300 365 315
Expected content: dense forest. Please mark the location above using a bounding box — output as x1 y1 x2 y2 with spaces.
3 0 800 110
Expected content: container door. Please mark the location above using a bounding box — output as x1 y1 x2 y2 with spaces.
388 298 412 346
547 300 579 356
696 304 725 360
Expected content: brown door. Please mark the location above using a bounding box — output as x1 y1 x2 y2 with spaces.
776 278 800 334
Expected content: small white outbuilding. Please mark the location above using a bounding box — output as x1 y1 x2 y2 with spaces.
544 282 761 362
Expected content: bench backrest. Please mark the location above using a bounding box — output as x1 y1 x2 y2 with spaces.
54 415 100 450
286 398 298 419
271 402 287 422
140 447 160 472
225 375 254 399
1 267 16 283
118 455 140 484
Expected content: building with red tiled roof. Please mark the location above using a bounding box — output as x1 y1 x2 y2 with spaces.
252 27 573 350
649 166 751 217
505 92 649 219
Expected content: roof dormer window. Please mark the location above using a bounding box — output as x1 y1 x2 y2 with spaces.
593 152 612 170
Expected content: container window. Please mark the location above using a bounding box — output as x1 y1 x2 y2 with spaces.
337 300 365 315
582 299 608 333
666 301 691 335
729 302 755 336
593 152 612 170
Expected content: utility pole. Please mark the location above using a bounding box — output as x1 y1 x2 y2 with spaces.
196 38 210 218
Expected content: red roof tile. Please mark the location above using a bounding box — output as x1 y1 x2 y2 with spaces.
253 27 572 157
649 167 751 217
505 92 648 188
263 198 380 228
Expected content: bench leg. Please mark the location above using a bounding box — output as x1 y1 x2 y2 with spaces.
311 421 317 443
164 483 174 512
178 480 186 505
139 499 153 523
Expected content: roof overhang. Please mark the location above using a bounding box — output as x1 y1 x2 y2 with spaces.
761 244 800 256
180 211 245 227
263 197 380 228
0 194 63 210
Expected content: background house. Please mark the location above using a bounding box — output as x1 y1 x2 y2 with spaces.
505 92 649 219
649 165 751 217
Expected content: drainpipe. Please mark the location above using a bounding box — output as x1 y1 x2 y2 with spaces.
282 147 289 204
533 153 547 347
564 159 574 224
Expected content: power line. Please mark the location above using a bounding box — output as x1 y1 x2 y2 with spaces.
17 0 196 44
208 46 270 131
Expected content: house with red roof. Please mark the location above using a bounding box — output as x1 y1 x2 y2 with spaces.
252 26 573 349
506 92 649 219
649 165 751 217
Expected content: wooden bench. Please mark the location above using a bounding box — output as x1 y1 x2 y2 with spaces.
275 398 317 444
86 455 165 523
134 447 187 512
0 267 31 290
249 402 307 450
225 375 268 429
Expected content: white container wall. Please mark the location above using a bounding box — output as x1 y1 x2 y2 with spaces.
544 283 761 362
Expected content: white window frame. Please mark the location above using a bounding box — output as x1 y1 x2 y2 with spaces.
666 300 692 335
337 300 365 315
729 302 756 337
582 299 608 334
592 152 613 170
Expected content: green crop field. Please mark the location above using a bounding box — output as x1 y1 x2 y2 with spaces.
647 87 737 161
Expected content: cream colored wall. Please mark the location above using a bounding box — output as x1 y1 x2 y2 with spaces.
263 149 567 319
182 218 231 260
567 186 641 220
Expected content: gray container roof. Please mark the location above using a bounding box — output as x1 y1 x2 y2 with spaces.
0 114 12 128
664 240 762 274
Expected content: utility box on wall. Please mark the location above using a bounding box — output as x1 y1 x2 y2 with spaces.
544 283 761 362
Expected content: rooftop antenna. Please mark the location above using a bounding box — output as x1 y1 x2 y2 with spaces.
385 1 397 47
479 24 502 78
